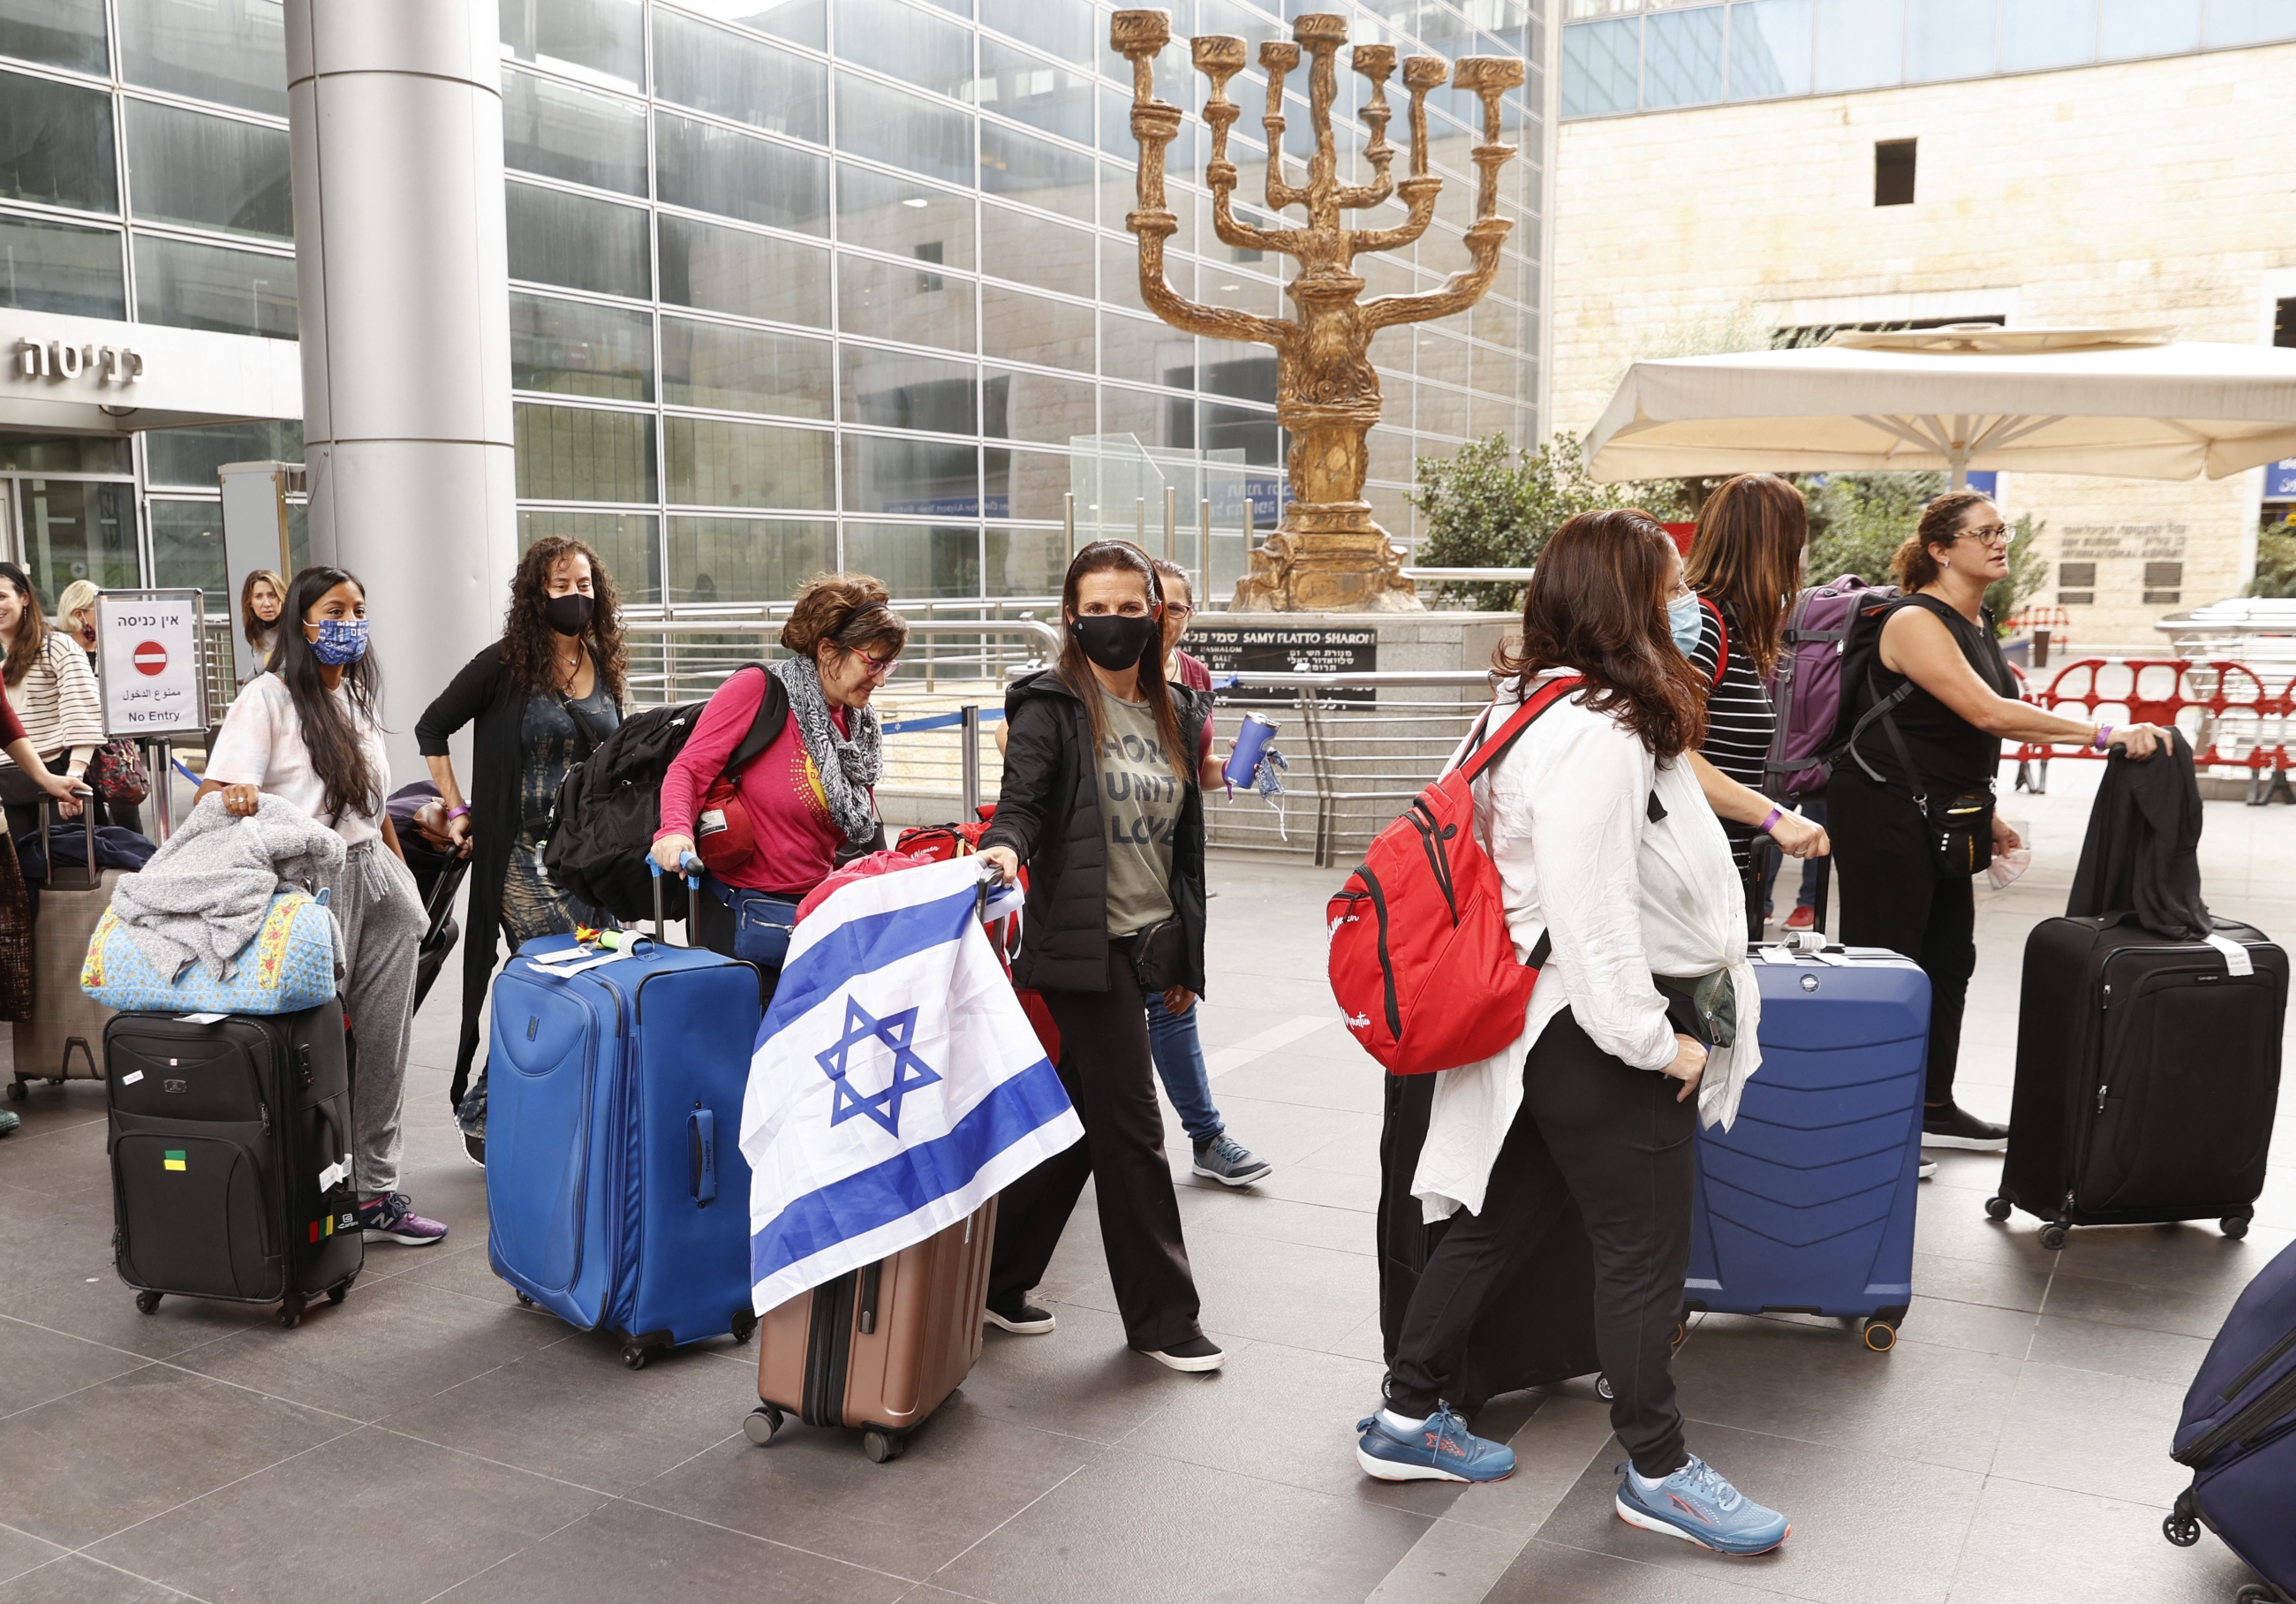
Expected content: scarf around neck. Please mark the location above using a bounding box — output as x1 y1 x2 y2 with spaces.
768 656 881 844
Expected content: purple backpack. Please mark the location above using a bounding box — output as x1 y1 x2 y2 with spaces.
1763 575 1899 800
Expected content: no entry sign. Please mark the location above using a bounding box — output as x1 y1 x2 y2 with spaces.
94 590 208 739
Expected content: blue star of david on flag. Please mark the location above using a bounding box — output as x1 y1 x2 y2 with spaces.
814 998 943 1136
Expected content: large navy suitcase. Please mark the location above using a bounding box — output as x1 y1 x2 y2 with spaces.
1685 941 1930 1351
2164 1237 2296 1601
1992 914 2285 1248
485 871 766 1366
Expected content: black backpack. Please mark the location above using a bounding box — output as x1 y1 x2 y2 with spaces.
542 666 789 921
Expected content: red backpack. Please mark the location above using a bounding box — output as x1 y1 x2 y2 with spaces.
1327 675 1582 1075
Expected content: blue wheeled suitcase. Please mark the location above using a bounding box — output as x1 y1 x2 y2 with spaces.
2164 1237 2296 1601
486 864 767 1367
1685 937 1930 1352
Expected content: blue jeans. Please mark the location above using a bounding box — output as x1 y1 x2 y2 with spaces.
1146 996 1224 1146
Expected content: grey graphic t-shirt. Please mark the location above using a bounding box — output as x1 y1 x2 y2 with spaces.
1096 688 1179 936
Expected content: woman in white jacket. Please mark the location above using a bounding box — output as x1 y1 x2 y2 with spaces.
1354 510 1794 1558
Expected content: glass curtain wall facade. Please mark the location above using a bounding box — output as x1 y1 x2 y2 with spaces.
0 0 304 609
1560 0 2296 119
508 0 1546 607
4 0 1545 612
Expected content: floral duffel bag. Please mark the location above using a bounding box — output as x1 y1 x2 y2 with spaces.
81 889 339 1015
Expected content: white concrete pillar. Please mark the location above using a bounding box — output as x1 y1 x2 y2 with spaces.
286 0 515 781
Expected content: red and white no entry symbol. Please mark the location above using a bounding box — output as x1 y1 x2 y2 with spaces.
132 639 168 677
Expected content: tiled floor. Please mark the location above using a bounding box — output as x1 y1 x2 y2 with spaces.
2 760 2290 1604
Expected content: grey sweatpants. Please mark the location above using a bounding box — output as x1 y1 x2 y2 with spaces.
320 839 425 1197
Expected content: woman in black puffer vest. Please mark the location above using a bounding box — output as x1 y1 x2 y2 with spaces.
978 540 1221 1373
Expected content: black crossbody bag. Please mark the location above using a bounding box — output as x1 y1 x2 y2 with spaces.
1840 670 1996 877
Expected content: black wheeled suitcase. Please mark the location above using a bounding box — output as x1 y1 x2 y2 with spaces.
1992 915 2287 1247
1377 1071 1603 1415
106 999 365 1327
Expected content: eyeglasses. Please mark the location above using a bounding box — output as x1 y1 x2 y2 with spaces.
854 648 897 679
1166 602 1194 621
1958 524 2013 548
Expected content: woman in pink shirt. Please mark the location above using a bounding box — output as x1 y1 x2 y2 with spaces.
650 574 906 972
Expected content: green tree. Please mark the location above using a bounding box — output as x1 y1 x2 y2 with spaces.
1801 472 2046 632
1410 435 1688 610
2247 521 2296 598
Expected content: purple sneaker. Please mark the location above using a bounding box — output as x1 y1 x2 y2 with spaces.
357 1192 449 1246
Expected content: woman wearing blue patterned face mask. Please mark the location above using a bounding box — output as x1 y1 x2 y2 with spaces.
194 568 444 1250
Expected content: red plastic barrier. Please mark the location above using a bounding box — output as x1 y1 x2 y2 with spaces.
2003 659 2296 791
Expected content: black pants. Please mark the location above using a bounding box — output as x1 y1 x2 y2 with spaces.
1386 1008 1696 1479
1828 774 1975 1105
988 941 1203 1352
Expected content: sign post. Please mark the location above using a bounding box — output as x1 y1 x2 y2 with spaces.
94 589 208 843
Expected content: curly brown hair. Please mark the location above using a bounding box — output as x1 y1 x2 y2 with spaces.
1892 491 1995 590
1495 509 1707 761
781 572 908 660
502 537 627 703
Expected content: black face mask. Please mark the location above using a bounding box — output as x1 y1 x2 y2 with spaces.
544 592 595 638
1070 611 1159 672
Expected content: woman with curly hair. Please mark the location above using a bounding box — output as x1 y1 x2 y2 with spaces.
417 536 629 1164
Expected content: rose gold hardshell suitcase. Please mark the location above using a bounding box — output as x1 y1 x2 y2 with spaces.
744 1198 996 1463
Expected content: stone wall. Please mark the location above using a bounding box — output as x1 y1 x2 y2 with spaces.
1548 43 2296 648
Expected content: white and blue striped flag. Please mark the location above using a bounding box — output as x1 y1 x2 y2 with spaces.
739 856 1082 1314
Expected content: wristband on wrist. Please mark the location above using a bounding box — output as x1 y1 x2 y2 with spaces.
1759 806 1782 834
2093 723 2112 753
446 804 471 821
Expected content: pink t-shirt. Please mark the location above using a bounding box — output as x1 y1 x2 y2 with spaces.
656 670 857 897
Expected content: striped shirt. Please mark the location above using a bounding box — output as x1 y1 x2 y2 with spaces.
1 632 104 770
1688 597 1776 871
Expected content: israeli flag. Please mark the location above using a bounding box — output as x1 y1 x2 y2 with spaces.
739 856 1082 1314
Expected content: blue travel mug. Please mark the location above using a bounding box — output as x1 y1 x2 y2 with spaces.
1222 712 1280 789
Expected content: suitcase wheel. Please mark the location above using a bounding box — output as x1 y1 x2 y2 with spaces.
2222 1215 2252 1241
5 1078 25 1103
744 1404 784 1446
2039 1222 2069 1251
2164 1490 2201 1547
1862 1318 1899 1353
1595 1375 1613 1402
1984 1196 2013 1222
278 1295 306 1330
730 1307 757 1343
862 1429 904 1464
327 1276 353 1305
134 1290 162 1316
621 1343 651 1370
514 1290 536 1308
2233 1586 2288 1604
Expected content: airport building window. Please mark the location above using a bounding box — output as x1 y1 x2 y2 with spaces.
1875 139 1915 206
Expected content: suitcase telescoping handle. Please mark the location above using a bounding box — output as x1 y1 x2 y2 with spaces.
646 850 705 945
34 797 102 892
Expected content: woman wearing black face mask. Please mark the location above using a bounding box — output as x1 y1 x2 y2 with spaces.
416 536 627 1165
975 541 1224 1373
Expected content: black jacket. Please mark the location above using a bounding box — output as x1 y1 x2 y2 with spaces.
981 668 1210 995
415 642 608 1095
2067 727 2211 940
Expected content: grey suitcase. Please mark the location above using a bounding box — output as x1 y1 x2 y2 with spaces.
9 806 118 1103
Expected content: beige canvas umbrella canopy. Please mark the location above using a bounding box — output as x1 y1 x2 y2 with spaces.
1582 325 2296 488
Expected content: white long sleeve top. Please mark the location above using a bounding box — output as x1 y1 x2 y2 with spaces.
1414 670 1679 1222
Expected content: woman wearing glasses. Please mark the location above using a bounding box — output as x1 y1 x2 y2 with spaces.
651 572 900 968
1829 492 2167 1151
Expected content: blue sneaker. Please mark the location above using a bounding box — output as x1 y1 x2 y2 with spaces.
1613 1456 1790 1555
1355 1403 1515 1483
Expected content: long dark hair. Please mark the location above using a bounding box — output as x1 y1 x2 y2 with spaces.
1686 473 1806 677
501 537 629 703
1059 541 1188 783
1496 509 1707 761
273 565 386 825
0 562 51 690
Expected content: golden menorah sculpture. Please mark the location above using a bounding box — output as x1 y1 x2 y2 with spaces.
1111 10 1524 613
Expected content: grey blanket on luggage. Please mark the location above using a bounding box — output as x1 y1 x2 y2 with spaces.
109 793 346 981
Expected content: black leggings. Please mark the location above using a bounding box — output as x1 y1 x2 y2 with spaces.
1828 774 1975 1106
988 939 1203 1353
1386 1008 1696 1479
